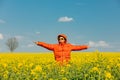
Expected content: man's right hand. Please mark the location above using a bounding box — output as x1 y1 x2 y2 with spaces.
33 41 38 45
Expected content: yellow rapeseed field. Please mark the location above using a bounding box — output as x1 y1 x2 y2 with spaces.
0 51 120 80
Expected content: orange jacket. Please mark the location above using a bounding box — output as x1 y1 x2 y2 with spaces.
36 34 88 62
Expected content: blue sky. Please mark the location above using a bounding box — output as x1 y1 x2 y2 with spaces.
0 0 120 52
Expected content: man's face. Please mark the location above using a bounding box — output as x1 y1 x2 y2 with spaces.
58 37 65 43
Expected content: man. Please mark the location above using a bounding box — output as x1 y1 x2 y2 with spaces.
34 34 89 63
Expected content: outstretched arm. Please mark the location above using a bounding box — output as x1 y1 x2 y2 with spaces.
71 44 89 51
34 41 54 51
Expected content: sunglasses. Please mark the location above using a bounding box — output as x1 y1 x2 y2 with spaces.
58 37 65 40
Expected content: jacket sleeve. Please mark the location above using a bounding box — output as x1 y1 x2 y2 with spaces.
71 44 89 51
36 42 54 51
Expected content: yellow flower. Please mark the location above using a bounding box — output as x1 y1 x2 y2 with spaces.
32 75 39 80
105 71 112 79
49 78 53 80
107 65 111 69
66 64 71 67
2 63 7 68
46 64 51 70
117 63 120 68
60 68 65 74
3 74 8 78
118 58 120 61
84 74 88 77
34 65 42 72
29 63 34 67
3 71 9 78
18 63 23 68
109 59 113 63
91 67 99 72
31 70 36 75
13 67 18 73
42 72 47 78
62 77 68 80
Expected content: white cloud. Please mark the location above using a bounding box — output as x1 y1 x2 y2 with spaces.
27 44 34 48
58 16 73 22
88 41 109 48
0 33 3 40
36 32 40 34
0 19 6 24
15 36 23 40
